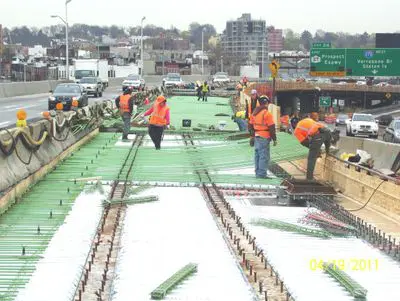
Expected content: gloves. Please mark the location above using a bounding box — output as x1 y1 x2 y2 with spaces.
249 137 255 147
166 125 170 129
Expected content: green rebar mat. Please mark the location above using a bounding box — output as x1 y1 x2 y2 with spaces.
323 262 367 299
150 263 198 300
251 219 332 239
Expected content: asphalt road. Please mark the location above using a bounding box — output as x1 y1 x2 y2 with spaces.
0 87 122 128
0 76 165 128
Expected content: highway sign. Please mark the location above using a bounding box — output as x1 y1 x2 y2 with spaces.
310 48 400 77
346 48 400 76
310 49 346 77
319 96 331 107
312 42 331 48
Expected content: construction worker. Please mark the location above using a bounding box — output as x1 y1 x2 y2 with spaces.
246 90 261 146
141 95 170 150
196 82 202 101
115 87 135 141
294 112 332 180
242 76 249 87
249 95 277 179
201 81 209 102
236 82 243 96
232 110 247 131
280 113 290 132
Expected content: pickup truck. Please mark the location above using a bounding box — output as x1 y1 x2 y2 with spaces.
346 113 379 138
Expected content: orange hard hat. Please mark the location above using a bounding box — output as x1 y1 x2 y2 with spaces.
72 100 79 107
156 95 166 103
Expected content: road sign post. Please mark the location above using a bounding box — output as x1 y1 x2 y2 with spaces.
269 59 280 104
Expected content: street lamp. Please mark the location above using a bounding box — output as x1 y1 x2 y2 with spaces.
51 0 72 80
141 16 146 77
201 28 205 76
221 56 223 72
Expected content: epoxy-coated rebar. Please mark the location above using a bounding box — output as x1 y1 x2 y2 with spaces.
150 263 198 300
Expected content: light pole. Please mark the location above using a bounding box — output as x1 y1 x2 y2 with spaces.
141 16 145 77
201 28 205 75
261 36 265 79
221 56 223 72
51 0 71 80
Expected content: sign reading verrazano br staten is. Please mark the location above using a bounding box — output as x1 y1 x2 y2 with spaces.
310 48 400 77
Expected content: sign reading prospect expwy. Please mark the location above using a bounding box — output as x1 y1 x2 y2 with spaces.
310 48 400 77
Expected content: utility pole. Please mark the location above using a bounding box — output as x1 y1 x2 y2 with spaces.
201 28 205 76
141 16 145 77
221 56 223 72
261 36 264 79
65 0 71 80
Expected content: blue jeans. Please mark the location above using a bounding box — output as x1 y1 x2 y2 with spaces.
254 136 271 178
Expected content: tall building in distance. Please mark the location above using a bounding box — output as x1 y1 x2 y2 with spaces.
221 14 267 66
267 26 284 53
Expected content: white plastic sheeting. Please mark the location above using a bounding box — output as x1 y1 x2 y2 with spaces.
110 187 257 301
227 200 400 301
14 189 106 301
142 134 185 147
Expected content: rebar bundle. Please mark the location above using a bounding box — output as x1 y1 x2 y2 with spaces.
301 211 357 237
150 263 198 300
323 262 368 299
251 218 332 238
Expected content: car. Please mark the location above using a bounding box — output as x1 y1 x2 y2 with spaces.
346 113 379 138
377 114 393 126
335 113 349 126
79 77 103 97
163 73 184 88
383 119 400 143
212 74 230 84
48 83 88 110
122 74 145 91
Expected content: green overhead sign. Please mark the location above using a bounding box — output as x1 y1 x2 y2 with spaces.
310 48 400 77
312 42 331 48
319 96 331 107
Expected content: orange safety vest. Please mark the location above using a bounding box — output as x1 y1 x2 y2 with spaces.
294 118 324 143
149 103 169 126
119 94 131 113
250 109 272 139
280 115 289 126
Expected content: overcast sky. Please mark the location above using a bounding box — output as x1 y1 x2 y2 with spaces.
1 0 400 34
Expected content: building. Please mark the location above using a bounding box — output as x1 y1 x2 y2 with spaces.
267 26 283 53
221 14 267 66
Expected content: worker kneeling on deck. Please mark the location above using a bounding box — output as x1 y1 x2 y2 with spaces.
294 113 332 180
249 95 277 179
115 87 135 141
141 95 170 150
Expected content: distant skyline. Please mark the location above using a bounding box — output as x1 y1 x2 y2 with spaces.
1 0 400 34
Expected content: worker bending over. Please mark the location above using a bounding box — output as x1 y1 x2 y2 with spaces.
115 87 135 141
232 110 247 131
141 95 170 150
249 95 277 179
294 113 332 180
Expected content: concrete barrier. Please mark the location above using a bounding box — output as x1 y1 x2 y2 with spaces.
0 80 75 100
337 136 400 170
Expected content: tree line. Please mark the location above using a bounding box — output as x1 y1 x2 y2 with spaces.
1 24 376 51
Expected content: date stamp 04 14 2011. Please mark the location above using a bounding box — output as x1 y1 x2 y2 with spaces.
310 259 379 272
